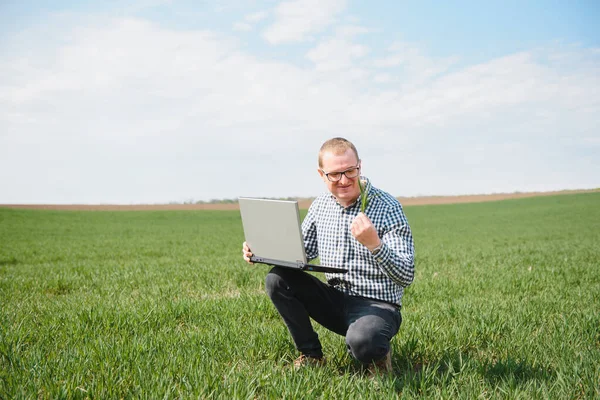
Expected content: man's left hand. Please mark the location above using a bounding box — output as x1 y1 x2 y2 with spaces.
350 212 381 251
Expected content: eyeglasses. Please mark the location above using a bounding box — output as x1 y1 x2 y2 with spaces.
321 164 361 182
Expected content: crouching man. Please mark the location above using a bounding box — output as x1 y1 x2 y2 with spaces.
242 137 415 374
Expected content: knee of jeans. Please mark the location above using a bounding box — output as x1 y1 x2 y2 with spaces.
345 320 390 364
265 267 288 298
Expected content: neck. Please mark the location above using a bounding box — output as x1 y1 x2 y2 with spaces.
336 194 360 208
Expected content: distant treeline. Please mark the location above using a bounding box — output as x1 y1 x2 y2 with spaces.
175 197 310 205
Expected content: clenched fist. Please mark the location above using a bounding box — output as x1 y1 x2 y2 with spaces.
350 212 381 251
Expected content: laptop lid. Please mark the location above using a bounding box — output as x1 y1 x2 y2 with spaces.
239 197 348 274
239 197 307 264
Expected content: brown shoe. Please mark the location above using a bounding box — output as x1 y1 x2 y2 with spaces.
368 349 392 376
293 354 326 368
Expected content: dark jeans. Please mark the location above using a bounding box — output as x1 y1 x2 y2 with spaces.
265 266 402 364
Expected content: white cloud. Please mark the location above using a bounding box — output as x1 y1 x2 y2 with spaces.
233 22 253 32
373 73 392 83
0 15 598 204
303 23 370 72
373 54 402 68
263 0 347 44
335 24 369 37
233 10 269 32
374 41 460 88
306 37 368 71
245 10 269 23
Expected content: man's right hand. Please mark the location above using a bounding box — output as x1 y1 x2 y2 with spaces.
242 241 254 264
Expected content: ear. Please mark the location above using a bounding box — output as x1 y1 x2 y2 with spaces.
317 168 327 182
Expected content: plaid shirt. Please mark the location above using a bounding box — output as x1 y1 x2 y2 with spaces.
302 177 415 306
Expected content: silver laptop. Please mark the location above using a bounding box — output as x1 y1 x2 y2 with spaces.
239 197 347 274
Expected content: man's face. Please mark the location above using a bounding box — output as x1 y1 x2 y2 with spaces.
318 149 361 206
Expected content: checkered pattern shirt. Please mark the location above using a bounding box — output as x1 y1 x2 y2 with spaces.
302 177 415 306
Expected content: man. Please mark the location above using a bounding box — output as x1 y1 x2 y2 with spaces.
242 137 415 374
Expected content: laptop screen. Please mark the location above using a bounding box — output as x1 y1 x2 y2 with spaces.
239 198 308 264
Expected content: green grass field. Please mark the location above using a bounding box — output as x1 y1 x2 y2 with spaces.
1 193 599 399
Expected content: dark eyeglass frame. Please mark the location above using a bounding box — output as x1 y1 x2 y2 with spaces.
320 164 361 182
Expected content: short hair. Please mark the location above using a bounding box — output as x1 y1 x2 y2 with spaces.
318 137 360 168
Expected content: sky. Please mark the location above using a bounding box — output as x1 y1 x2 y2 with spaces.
1 0 599 204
